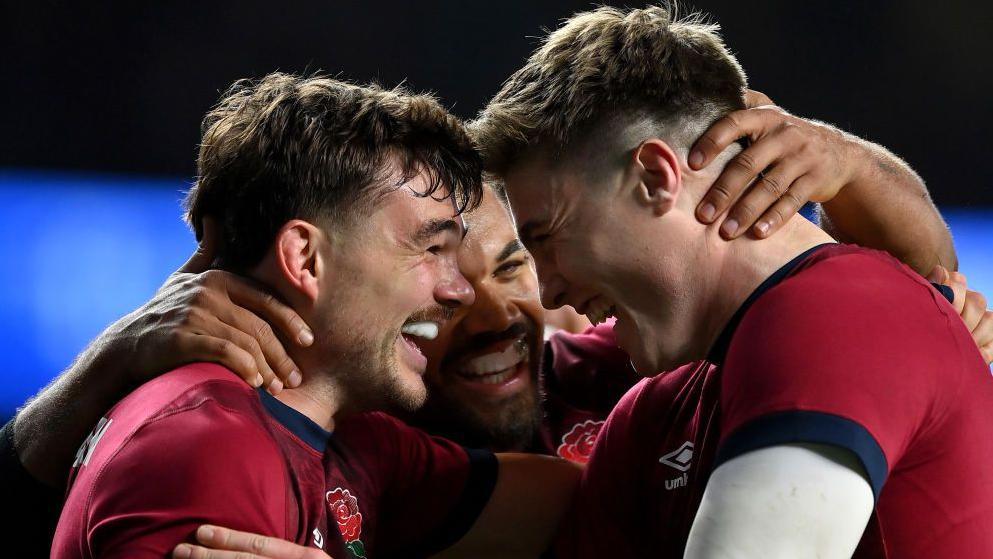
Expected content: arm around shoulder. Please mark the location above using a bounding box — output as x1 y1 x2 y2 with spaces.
64 403 289 558
434 453 581 559
819 138 956 275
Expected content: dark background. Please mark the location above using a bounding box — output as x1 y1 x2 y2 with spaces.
1 2 991 420
3 0 992 206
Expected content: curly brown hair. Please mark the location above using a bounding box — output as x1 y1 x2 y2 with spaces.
185 72 483 271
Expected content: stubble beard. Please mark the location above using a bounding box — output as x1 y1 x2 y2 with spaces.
337 329 427 415
412 356 544 452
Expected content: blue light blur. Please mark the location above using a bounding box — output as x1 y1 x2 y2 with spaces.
0 171 990 421
1 171 194 420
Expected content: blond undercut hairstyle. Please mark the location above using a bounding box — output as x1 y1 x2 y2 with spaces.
472 4 748 177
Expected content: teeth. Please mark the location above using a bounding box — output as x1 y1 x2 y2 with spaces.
401 321 439 340
476 370 516 384
584 299 616 326
460 341 527 377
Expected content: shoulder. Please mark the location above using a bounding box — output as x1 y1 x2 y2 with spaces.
72 363 263 472
730 245 959 367
105 374 281 478
751 245 947 322
88 363 285 496
64 367 291 556
110 362 257 424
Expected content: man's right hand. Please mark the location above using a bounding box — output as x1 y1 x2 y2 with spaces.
173 525 330 559
930 265 993 365
12 218 312 488
112 217 312 393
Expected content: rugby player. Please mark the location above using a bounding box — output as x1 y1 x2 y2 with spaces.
5 28 993 559
471 5 993 557
18 163 993 559
45 73 580 559
6 81 993 559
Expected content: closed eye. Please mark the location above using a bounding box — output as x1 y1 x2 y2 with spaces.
495 259 526 277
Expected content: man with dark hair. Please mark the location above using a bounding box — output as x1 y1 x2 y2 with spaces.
473 5 993 558
4 18 992 559
49 73 579 559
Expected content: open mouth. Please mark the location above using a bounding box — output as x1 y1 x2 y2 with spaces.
581 297 616 326
454 338 529 389
401 321 440 341
397 320 441 374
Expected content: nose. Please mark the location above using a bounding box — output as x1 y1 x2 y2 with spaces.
434 266 476 309
531 250 567 310
461 283 522 337
539 274 568 310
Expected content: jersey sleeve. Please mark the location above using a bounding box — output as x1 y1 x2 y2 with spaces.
365 414 497 557
715 254 957 500
81 402 290 558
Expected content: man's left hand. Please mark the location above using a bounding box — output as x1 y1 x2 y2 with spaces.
690 89 858 239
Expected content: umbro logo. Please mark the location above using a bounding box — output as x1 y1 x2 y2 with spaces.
659 441 694 472
660 441 694 491
312 528 324 549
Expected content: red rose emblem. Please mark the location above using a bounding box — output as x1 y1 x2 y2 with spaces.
557 420 604 464
326 487 363 542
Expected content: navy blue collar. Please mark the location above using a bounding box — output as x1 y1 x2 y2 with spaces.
257 388 332 452
707 243 833 365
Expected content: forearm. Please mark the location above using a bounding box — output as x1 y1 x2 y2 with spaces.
820 133 956 275
14 318 134 488
437 453 580 558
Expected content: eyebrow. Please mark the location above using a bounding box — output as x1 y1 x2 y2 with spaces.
496 238 525 262
413 218 459 244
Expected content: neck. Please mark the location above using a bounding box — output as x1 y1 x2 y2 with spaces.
246 264 347 432
272 383 338 432
272 344 363 431
695 215 835 360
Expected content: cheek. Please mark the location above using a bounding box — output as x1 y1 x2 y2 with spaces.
399 261 444 304
554 241 609 284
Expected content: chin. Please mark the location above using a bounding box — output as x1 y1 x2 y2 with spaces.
391 368 429 412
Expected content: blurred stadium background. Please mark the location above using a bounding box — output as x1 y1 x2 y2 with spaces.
2 1 990 421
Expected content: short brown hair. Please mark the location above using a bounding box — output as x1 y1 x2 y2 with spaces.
185 72 483 271
472 5 747 176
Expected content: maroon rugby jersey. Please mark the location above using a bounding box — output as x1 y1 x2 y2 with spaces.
536 321 640 463
556 244 993 558
51 363 496 559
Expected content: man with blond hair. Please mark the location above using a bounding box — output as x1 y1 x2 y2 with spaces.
473 5 993 558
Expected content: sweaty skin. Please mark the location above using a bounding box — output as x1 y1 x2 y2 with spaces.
7 97 988 559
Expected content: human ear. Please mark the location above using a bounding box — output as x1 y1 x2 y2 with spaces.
274 220 323 303
632 139 682 216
